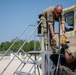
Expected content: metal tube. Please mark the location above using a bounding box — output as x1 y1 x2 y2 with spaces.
55 18 61 75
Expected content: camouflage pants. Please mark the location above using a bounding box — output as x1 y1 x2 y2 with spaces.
39 15 48 50
39 15 58 52
59 65 76 75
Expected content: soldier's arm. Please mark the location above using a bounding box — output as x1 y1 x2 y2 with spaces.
64 50 76 63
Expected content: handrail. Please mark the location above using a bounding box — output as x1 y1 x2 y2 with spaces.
0 23 37 61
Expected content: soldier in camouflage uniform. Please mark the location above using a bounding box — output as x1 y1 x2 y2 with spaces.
60 49 76 75
39 4 66 52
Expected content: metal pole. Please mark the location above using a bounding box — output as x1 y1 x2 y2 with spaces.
55 18 61 75
34 22 36 75
47 25 51 75
41 20 45 75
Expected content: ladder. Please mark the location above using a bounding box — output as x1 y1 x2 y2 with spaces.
0 20 56 75
0 21 43 75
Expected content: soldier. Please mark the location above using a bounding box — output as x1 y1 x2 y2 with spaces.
60 47 76 74
38 4 66 52
59 40 76 74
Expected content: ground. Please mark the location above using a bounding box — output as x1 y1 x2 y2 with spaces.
0 56 42 75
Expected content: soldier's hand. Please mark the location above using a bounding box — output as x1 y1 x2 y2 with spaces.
62 32 67 38
52 35 57 42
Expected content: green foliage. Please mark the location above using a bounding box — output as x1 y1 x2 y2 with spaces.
0 42 11 51
23 42 30 52
0 39 40 52
29 40 34 50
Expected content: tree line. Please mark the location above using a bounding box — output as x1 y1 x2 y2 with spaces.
0 39 40 52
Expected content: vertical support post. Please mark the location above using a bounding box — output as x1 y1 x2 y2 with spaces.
42 52 47 75
41 25 44 51
41 20 45 75
47 25 51 75
34 24 36 75
55 18 61 75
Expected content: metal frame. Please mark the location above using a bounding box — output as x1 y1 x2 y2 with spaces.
0 19 61 75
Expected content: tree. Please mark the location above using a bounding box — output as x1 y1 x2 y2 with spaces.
0 39 40 52
23 42 30 52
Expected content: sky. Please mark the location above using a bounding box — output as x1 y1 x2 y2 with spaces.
0 0 76 43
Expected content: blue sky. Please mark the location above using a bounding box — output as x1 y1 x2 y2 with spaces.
0 0 76 43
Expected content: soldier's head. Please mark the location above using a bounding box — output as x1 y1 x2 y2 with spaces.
54 4 63 17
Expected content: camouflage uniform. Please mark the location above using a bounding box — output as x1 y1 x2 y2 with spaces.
59 65 76 75
39 6 65 51
67 49 76 59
